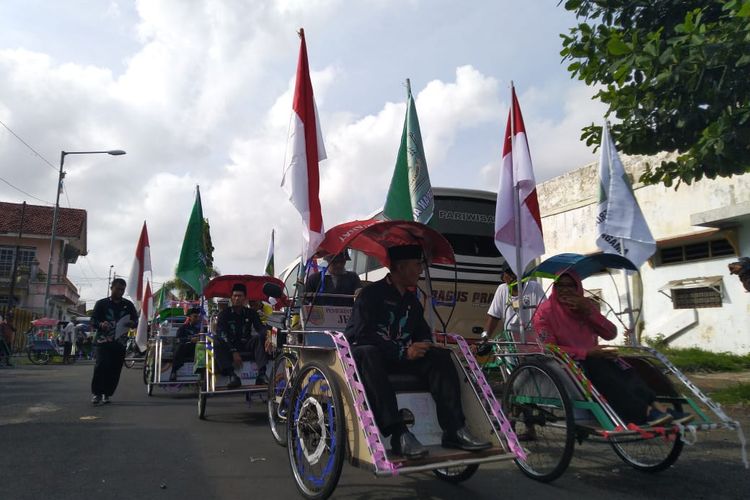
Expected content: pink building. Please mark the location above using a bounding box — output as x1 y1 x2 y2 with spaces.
0 201 87 319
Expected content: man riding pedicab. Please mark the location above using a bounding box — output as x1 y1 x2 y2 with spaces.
213 283 269 388
345 243 492 459
169 307 201 382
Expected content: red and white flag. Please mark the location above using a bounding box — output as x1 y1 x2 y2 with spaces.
281 28 326 262
135 281 152 352
127 221 152 307
494 86 545 277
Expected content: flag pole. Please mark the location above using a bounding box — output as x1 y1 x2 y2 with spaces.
619 238 637 346
510 82 526 342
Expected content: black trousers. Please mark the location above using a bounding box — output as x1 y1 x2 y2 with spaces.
63 341 73 361
91 342 126 397
213 333 268 377
352 345 465 437
582 357 656 425
171 342 196 373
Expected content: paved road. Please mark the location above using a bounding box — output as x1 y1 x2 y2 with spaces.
1 361 748 500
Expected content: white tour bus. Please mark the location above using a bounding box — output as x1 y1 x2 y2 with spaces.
279 187 506 339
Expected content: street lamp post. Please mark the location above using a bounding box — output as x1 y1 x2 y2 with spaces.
44 150 126 317
107 265 114 296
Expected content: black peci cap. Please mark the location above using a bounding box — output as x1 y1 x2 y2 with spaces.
387 244 423 263
231 283 247 295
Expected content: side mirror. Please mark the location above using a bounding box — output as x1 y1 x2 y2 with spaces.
262 282 284 299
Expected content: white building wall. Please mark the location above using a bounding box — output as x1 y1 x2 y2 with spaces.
538 152 750 354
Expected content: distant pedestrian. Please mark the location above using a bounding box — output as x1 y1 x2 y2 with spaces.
0 315 15 366
61 319 76 364
90 278 138 405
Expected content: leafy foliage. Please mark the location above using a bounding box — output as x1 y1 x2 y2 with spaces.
560 0 750 186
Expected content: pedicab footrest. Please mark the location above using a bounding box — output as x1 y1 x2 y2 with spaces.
374 446 517 476
388 374 429 392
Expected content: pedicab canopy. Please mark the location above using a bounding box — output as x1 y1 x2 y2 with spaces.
524 252 637 281
203 274 288 305
314 219 455 267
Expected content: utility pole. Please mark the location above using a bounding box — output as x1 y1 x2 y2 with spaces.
8 201 27 313
107 265 114 296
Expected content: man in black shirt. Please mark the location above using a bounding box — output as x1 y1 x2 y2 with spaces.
169 307 201 381
214 283 268 388
345 245 491 459
305 250 362 307
90 278 138 405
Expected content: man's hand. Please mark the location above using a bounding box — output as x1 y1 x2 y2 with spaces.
406 341 432 360
232 352 243 369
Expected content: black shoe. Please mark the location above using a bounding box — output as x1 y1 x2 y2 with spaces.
442 427 492 452
226 374 242 389
391 431 429 459
255 373 268 385
169 371 177 382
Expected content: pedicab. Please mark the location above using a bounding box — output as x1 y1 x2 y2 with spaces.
196 274 288 420
480 252 746 482
26 318 73 365
143 307 201 396
267 219 526 500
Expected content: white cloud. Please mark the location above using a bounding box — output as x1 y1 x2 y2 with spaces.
0 1 606 305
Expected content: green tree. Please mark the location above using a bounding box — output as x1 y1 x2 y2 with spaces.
560 0 750 186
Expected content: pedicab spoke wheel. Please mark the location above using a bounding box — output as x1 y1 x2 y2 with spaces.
502 360 575 482
287 361 344 500
433 464 479 483
268 353 296 447
610 429 683 472
28 349 50 365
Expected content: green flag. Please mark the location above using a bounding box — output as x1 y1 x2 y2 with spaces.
176 186 209 295
264 228 275 276
154 285 168 314
383 79 434 223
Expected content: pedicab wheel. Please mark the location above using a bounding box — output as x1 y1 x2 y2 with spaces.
287 361 345 500
198 392 207 420
502 359 575 482
433 464 479 483
269 353 297 447
142 354 149 385
610 428 683 472
28 349 50 365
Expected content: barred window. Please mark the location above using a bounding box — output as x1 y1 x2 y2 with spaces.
671 287 722 309
0 246 36 278
658 237 736 265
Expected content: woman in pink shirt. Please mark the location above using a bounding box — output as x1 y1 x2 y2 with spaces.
533 272 678 426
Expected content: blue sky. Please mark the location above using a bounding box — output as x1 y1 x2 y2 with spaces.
0 0 606 304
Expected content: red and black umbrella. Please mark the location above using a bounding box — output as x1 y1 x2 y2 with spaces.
314 219 455 267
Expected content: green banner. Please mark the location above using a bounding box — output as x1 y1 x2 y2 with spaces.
176 187 209 295
383 79 434 224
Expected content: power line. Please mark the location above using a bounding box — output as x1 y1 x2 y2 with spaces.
0 117 58 172
0 175 53 205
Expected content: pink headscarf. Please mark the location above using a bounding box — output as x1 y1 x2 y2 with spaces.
533 272 617 360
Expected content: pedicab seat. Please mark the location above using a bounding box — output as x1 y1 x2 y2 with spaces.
388 373 429 392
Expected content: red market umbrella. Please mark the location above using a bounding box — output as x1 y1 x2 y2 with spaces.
31 317 59 327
